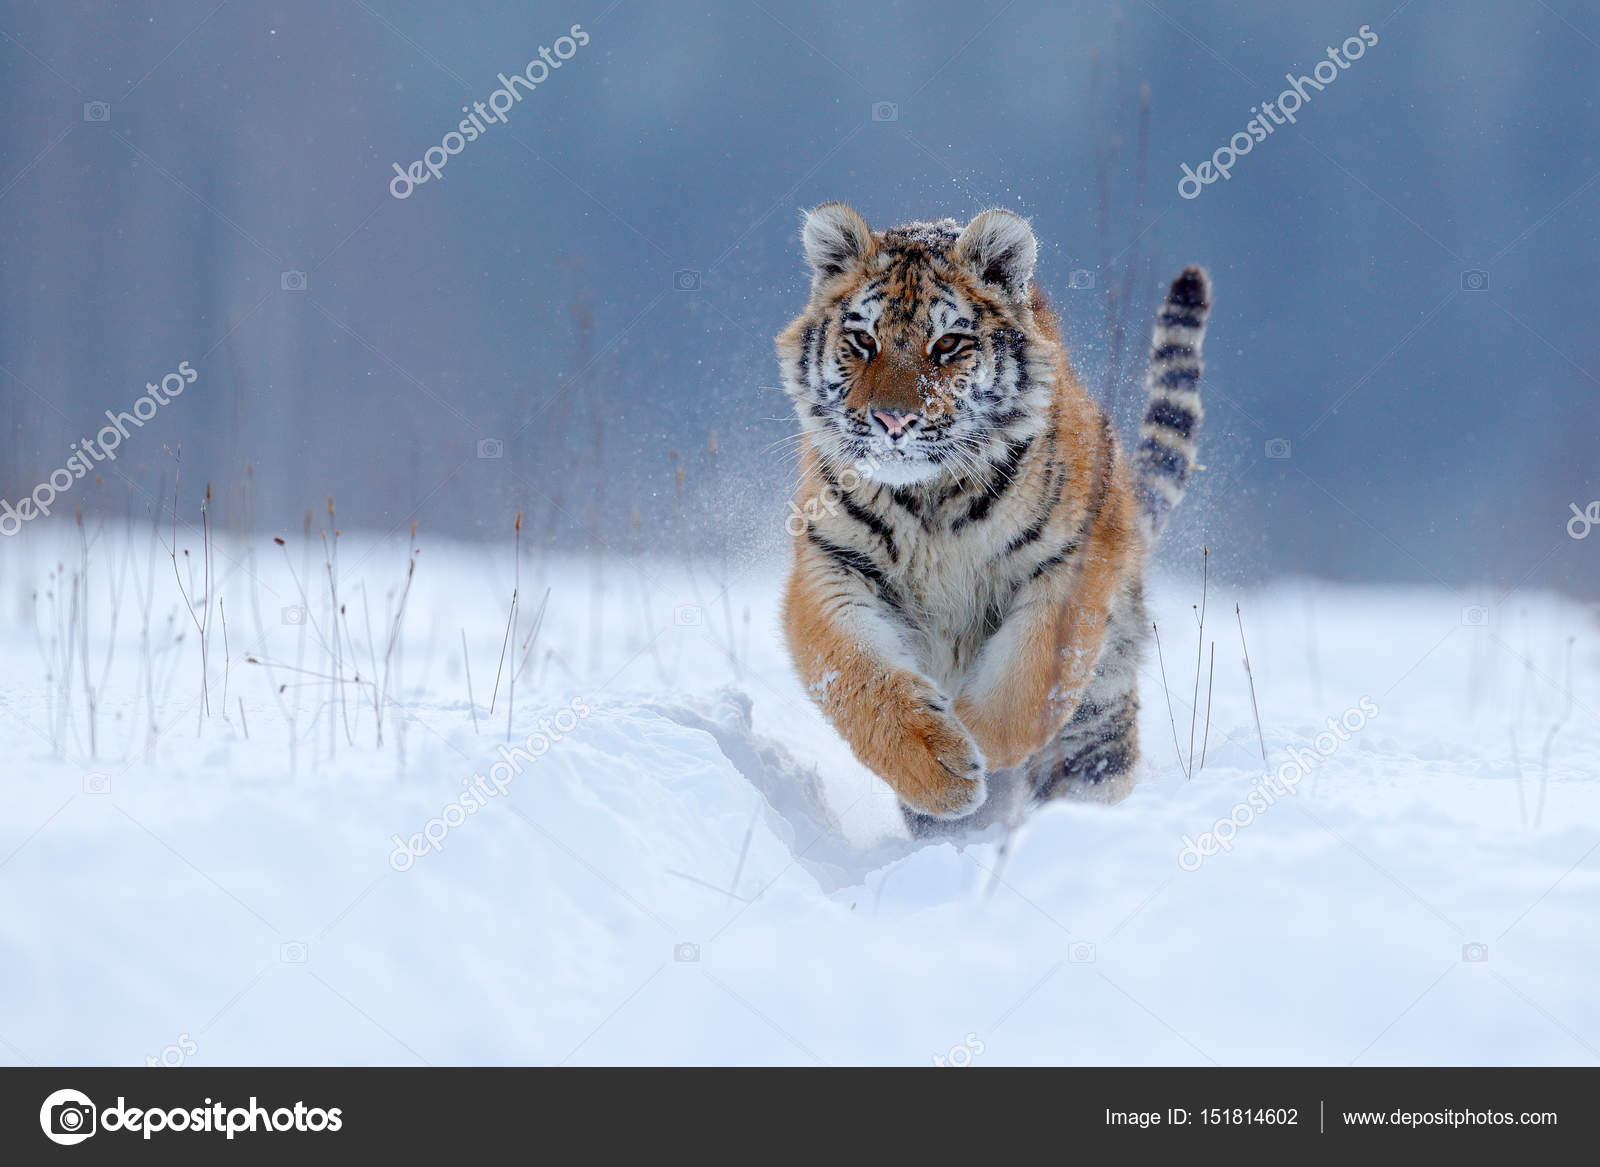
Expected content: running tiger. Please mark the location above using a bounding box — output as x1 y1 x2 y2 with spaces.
775 203 1209 833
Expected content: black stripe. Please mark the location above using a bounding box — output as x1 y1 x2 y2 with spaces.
1026 415 1114 574
837 493 900 563
1144 398 1198 438
805 530 898 605
1152 365 1199 390
888 486 924 518
1028 539 1081 581
1014 454 1070 554
1003 503 1051 555
1137 436 1187 478
954 434 1033 532
796 323 814 383
1151 342 1195 363
1003 445 1072 557
1035 702 1137 799
1167 269 1209 310
1157 309 1204 329
808 322 827 390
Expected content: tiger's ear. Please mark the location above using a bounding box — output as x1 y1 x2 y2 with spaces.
800 202 875 287
953 209 1037 299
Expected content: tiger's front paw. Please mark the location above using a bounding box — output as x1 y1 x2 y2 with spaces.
888 694 988 820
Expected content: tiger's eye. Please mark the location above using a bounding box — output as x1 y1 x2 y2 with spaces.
850 330 877 352
933 334 961 354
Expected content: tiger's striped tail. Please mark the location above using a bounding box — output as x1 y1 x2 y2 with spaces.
1135 266 1210 544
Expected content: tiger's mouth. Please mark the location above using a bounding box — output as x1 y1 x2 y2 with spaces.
849 430 945 485
867 454 943 487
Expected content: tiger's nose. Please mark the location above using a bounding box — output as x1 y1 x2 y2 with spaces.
872 409 919 437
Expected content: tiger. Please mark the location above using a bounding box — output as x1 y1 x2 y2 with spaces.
774 202 1210 834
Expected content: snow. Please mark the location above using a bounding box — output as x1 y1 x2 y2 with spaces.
1 527 1597 1066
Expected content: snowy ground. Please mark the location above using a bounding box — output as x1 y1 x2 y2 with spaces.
1 523 1596 1066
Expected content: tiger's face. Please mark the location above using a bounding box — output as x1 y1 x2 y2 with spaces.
777 203 1054 487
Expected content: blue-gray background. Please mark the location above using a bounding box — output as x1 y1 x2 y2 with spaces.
2 0 1596 594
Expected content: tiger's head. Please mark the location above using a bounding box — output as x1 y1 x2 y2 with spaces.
776 202 1057 487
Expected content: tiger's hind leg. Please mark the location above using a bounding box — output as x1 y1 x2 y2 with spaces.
1031 687 1141 805
1030 576 1147 805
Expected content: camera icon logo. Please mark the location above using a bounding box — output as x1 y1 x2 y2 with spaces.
280 941 308 963
281 605 307 626
672 269 701 291
83 101 111 123
1460 270 1489 291
476 438 504 460
83 772 111 795
1265 438 1292 460
673 604 702 627
674 942 700 962
1461 942 1489 962
871 101 899 122
1069 941 1096 963
281 270 308 292
1066 269 1095 290
1461 606 1489 627
40 1089 97 1146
